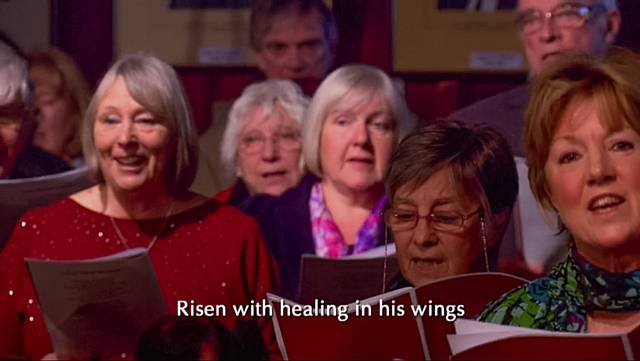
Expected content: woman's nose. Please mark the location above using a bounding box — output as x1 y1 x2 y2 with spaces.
352 120 370 146
261 136 280 161
587 150 616 186
413 216 438 247
117 121 136 145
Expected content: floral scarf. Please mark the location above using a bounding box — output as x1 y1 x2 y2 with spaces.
478 248 640 332
309 182 386 258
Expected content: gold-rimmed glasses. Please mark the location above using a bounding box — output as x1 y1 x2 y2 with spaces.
239 128 301 155
383 207 481 232
515 2 607 35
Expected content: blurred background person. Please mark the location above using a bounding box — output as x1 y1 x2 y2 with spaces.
136 317 246 360
247 64 414 299
479 49 640 332
0 36 70 179
0 53 279 360
384 121 518 289
250 0 338 81
28 46 91 166
192 0 338 198
217 80 309 207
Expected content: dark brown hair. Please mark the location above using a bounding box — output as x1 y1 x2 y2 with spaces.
385 120 518 246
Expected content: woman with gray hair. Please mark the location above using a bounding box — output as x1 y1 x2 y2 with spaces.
0 35 70 179
0 53 280 360
247 64 415 299
216 79 309 207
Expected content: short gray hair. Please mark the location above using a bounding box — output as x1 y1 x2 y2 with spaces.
221 79 309 178
0 42 29 107
303 64 414 177
82 53 198 197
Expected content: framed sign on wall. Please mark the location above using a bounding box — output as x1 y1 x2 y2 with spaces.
394 0 525 73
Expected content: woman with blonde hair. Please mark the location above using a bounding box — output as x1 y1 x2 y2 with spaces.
247 64 414 298
28 46 91 165
0 53 279 359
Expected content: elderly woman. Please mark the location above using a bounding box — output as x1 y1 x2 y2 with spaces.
0 38 70 179
384 121 518 289
478 49 640 332
0 53 279 360
28 47 91 166
247 64 414 298
215 80 309 207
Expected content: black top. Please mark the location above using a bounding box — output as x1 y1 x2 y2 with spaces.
9 145 71 179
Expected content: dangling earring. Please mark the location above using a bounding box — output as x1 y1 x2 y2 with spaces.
382 224 389 294
480 214 490 273
235 166 242 178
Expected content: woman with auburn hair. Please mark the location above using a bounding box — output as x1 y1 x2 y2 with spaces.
479 48 640 332
0 53 279 359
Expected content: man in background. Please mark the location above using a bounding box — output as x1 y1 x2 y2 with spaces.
192 0 338 197
251 0 337 81
450 0 621 156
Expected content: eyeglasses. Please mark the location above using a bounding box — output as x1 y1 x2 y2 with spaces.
383 207 481 232
239 129 301 155
515 3 607 35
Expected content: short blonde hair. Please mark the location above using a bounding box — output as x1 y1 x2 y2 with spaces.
220 79 309 178
82 53 198 197
525 48 640 212
28 47 91 159
303 64 414 177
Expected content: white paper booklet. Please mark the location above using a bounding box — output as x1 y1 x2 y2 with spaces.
447 318 640 360
0 167 94 249
513 157 567 271
26 247 167 360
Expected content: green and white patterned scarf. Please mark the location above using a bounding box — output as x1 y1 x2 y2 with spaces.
478 249 640 332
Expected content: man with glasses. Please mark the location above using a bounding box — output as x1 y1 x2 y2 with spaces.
450 0 620 156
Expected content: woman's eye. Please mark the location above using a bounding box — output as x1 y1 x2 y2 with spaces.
431 212 459 225
136 117 159 125
611 141 634 152
394 212 416 222
370 120 393 132
278 131 299 141
558 152 580 164
334 116 351 126
101 115 120 125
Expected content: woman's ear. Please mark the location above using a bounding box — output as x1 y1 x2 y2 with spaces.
604 9 622 46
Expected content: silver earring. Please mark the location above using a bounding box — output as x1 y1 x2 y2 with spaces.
382 225 389 294
480 215 490 273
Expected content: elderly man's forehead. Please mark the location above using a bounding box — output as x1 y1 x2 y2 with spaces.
517 0 593 10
